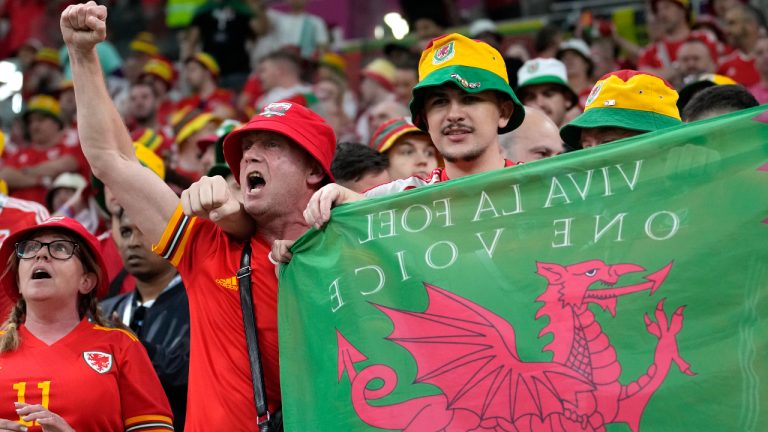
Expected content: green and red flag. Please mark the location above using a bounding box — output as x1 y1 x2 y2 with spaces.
278 106 768 431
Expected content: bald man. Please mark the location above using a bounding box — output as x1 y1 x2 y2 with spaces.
499 107 564 162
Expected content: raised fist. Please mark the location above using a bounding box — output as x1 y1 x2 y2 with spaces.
60 1 108 53
181 175 242 222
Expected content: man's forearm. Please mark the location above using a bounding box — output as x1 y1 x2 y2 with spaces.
68 45 135 180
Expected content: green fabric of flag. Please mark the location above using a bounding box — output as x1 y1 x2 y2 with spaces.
278 106 768 431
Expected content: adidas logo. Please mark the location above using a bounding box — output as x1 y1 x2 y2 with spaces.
215 276 238 291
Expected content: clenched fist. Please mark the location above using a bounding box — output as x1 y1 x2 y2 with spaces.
181 175 242 222
60 1 107 53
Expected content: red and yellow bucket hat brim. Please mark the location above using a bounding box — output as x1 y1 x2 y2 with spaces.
560 70 682 147
410 33 525 134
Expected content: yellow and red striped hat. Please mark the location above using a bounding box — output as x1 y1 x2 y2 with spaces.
560 70 682 147
171 107 222 147
320 52 347 78
140 58 175 87
410 33 524 133
129 32 159 56
32 47 61 69
187 52 220 78
369 117 427 153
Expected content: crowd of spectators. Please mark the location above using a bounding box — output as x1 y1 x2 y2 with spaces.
0 0 765 429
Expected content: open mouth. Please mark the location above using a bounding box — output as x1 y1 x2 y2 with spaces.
31 269 51 280
247 171 266 192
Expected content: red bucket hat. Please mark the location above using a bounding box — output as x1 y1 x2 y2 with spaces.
0 217 108 303
223 101 337 183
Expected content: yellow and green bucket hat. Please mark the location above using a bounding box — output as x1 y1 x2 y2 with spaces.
560 70 682 147
24 95 63 127
410 33 525 134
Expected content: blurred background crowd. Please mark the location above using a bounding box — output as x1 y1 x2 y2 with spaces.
0 0 766 256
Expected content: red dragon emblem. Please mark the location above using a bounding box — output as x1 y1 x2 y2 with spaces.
337 260 694 431
83 351 113 374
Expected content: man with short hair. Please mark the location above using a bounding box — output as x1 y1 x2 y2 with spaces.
331 142 391 193
296 32 525 233
255 50 313 109
367 99 410 137
62 2 336 429
500 106 564 161
516 58 578 127
101 206 191 432
127 82 162 130
560 70 682 150
682 84 759 121
749 36 768 103
675 38 717 86
638 0 718 82
176 52 235 118
718 4 765 87
392 57 420 106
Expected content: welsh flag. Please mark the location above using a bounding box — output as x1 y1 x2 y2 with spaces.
278 106 768 431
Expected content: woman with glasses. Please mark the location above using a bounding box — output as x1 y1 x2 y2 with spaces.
0 217 173 431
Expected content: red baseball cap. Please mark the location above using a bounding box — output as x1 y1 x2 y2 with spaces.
223 101 336 183
0 217 108 303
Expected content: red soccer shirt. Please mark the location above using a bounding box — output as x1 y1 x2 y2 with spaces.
0 319 173 431
175 88 235 115
717 51 760 87
638 31 719 70
153 205 280 431
2 139 88 205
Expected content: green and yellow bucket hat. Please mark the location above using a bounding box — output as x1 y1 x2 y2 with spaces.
410 33 525 134
560 70 682 147
24 95 63 127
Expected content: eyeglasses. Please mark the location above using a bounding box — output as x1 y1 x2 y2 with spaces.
15 240 79 260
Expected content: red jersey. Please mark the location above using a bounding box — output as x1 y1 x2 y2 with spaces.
153 205 280 430
98 232 136 299
365 159 518 198
1 139 87 205
638 31 719 70
0 195 49 317
175 88 235 114
0 319 173 431
717 51 760 87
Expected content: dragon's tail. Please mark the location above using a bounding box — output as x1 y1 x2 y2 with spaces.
350 363 463 431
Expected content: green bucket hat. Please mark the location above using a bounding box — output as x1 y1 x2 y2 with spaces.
560 70 682 148
410 33 525 134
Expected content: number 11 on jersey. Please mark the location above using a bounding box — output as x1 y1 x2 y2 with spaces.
12 381 51 426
